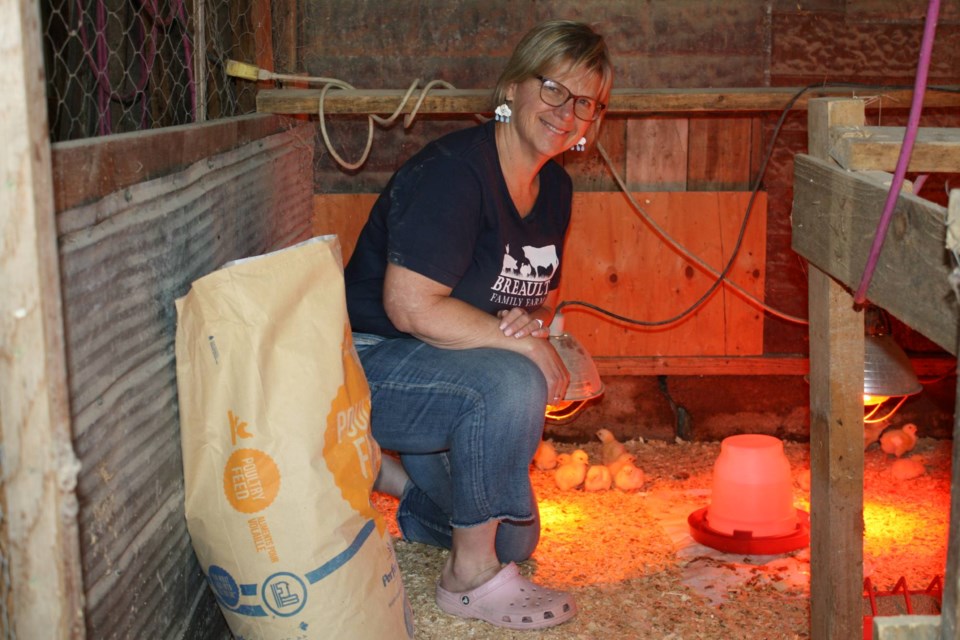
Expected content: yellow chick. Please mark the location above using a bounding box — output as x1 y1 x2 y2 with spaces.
880 423 918 458
554 459 588 491
614 463 645 491
555 452 572 467
606 451 637 479
597 428 627 465
533 439 558 470
571 449 590 465
584 464 612 491
890 457 925 481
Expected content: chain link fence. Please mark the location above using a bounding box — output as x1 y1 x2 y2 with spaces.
42 0 276 142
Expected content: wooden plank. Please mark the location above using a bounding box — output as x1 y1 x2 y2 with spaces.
252 0 274 91
807 266 865 640
687 117 756 190
593 355 954 377
0 0 85 636
830 126 960 172
51 114 300 211
257 86 960 116
791 153 956 355
625 118 689 191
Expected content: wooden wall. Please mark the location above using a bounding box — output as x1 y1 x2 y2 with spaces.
50 114 313 639
298 1 960 358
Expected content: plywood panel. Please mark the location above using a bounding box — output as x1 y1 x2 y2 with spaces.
560 191 767 357
313 193 379 263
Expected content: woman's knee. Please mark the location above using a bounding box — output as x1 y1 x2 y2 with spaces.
486 350 548 414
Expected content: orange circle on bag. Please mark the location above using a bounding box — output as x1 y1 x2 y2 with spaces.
223 448 280 513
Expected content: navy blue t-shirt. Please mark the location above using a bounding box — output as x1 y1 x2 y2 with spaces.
345 120 572 338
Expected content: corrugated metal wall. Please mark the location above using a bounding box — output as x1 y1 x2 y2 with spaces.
52 116 315 638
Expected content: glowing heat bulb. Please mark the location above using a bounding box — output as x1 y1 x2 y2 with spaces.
863 394 890 407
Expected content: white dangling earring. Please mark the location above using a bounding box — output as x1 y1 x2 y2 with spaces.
494 102 512 123
571 137 587 152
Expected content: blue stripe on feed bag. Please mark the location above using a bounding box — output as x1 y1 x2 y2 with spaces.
240 584 258 596
305 519 376 584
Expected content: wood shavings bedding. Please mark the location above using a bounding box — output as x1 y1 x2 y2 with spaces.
372 436 950 639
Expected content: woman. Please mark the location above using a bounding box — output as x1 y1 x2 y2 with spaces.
345 20 613 631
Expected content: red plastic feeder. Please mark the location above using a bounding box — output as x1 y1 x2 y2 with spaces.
688 434 809 555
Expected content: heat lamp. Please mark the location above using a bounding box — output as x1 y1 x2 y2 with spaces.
544 311 604 424
862 308 922 423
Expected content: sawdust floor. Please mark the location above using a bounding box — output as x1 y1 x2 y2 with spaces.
372 436 951 639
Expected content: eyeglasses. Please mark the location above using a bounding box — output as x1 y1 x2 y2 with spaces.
535 75 606 122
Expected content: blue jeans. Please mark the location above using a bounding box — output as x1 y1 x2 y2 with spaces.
353 333 545 563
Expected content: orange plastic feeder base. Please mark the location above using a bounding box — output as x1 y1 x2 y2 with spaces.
687 507 810 555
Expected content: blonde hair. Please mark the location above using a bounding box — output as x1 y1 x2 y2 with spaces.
493 20 614 118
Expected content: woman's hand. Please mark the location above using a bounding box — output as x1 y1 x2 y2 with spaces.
520 336 570 403
497 307 549 339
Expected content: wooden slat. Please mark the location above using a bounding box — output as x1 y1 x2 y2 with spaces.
252 0 274 92
51 114 299 211
830 126 960 172
625 119 689 190
593 355 954 377
791 153 956 355
808 266 866 640
0 0 85 636
687 117 757 190
257 86 960 116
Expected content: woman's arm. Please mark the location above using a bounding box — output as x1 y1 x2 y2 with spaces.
383 263 570 400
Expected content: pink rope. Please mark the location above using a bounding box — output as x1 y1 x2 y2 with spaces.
853 0 941 304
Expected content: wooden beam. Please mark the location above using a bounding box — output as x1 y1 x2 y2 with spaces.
592 355 954 377
1 0 85 636
830 127 960 172
792 153 956 355
807 266 865 640
256 86 960 116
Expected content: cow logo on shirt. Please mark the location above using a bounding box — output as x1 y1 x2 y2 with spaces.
490 244 557 307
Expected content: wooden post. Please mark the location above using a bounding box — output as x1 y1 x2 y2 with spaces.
192 0 206 122
943 363 960 640
806 98 866 640
1 0 85 636
941 188 960 640
807 267 865 640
